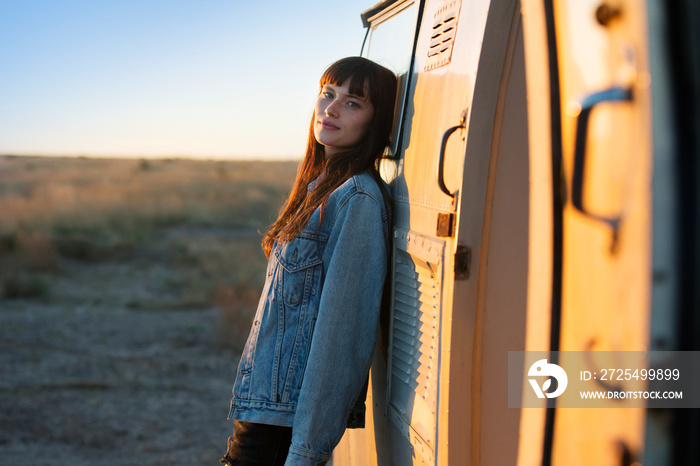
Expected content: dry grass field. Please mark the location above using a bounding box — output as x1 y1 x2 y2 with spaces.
0 155 298 464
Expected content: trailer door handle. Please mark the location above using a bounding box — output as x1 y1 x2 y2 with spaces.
571 86 633 244
437 110 467 201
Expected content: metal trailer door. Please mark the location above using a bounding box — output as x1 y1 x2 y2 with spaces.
335 0 531 464
518 0 653 464
382 0 532 464
383 0 489 462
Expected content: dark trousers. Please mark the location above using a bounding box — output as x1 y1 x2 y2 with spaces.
220 420 293 466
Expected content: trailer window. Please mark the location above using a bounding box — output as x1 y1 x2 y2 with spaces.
362 0 418 158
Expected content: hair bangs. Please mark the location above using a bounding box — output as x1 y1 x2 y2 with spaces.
320 57 372 100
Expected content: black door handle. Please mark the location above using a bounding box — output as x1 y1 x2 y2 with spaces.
571 86 633 246
437 110 467 200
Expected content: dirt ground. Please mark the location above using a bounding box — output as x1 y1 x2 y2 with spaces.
0 229 246 465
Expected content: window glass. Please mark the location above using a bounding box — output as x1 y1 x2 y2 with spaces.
366 2 416 75
363 1 417 157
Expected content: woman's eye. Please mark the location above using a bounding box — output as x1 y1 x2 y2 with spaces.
322 91 334 98
347 101 360 108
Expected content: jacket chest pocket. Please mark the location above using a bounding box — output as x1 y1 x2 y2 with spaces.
274 236 325 306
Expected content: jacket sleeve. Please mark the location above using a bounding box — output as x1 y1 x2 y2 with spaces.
285 192 388 465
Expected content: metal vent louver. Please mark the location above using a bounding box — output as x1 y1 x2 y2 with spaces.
425 0 463 71
387 229 444 463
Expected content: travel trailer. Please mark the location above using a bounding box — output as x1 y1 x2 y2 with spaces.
332 0 700 464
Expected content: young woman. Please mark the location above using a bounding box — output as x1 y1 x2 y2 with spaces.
220 57 397 466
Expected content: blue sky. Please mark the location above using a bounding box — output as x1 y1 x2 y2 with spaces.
0 0 375 159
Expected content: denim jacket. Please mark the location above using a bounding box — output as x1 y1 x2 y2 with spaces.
228 171 390 465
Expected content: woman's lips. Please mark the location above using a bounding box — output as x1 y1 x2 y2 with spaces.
319 120 339 130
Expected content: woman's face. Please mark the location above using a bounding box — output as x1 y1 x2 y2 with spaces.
313 79 375 158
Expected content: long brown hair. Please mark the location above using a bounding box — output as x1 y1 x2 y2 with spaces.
262 57 398 258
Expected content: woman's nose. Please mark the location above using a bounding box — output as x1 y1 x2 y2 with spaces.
324 99 340 117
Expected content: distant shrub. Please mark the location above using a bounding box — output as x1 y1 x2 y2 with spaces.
212 283 259 353
3 272 51 298
0 233 16 253
15 229 58 272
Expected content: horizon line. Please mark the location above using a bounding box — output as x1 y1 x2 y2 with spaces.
0 152 302 162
